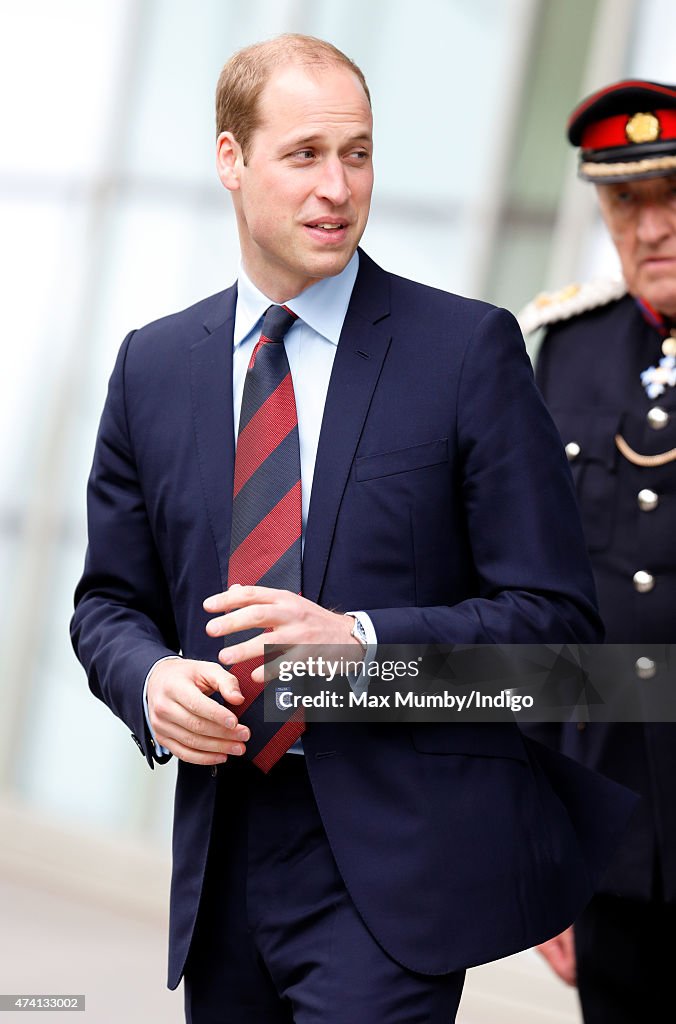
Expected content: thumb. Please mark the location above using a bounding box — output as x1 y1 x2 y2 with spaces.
206 661 245 704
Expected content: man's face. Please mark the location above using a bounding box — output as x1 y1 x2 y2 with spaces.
596 176 676 317
217 63 373 301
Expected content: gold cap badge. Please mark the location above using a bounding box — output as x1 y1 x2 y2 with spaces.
626 112 660 144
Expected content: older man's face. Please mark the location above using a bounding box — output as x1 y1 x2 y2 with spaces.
597 176 676 317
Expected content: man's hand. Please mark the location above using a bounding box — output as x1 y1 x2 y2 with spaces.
146 658 250 765
203 585 361 685
534 926 576 986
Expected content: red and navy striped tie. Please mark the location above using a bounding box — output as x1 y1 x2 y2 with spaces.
227 304 304 772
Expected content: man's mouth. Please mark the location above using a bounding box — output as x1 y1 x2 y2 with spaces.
306 220 348 231
641 255 676 269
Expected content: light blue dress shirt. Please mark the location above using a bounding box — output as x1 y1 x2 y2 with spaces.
235 255 355 539
145 251 375 757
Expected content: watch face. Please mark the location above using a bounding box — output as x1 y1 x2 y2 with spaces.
352 617 367 647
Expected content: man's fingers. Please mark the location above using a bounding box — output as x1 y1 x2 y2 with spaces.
218 636 300 684
250 643 303 685
148 660 246 737
158 674 240 726
155 698 249 745
217 636 265 667
155 719 248 758
206 602 292 639
218 633 293 668
203 584 285 615
535 931 576 986
196 661 245 706
155 738 230 767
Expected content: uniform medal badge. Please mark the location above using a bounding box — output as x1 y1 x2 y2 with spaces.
641 354 676 399
636 298 676 398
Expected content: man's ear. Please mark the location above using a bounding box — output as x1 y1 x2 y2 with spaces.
216 132 243 192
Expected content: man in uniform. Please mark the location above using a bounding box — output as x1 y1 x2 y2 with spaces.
519 79 676 1023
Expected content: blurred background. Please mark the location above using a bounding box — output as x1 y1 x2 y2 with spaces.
0 0 674 1020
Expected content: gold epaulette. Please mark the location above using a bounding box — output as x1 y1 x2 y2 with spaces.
517 278 627 335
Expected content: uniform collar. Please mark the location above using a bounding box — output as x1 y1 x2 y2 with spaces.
635 295 673 336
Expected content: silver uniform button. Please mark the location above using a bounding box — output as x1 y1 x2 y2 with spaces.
638 488 659 511
565 441 581 461
647 406 669 430
635 657 657 680
633 570 655 593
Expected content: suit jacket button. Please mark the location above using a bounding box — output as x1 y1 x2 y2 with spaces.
565 441 581 461
638 488 659 511
633 570 655 593
647 407 669 430
211 766 218 778
635 657 657 679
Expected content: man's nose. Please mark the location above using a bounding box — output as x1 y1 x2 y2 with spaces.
636 203 671 245
315 158 351 205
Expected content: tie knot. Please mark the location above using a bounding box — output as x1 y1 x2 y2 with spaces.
260 304 298 344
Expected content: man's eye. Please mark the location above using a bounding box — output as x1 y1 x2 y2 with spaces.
292 149 315 160
342 150 371 168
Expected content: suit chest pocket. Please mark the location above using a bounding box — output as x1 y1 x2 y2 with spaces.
410 723 528 761
355 438 448 481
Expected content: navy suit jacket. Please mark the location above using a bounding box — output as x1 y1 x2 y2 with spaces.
72 251 634 987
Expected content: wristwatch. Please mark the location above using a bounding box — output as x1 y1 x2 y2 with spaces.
345 612 368 653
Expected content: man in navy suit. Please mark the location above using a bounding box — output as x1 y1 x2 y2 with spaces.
519 80 676 1023
71 35 633 1023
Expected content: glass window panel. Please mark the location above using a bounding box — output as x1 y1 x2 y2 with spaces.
0 196 91 503
627 0 676 79
0 0 130 177
363 206 479 296
86 193 239 392
489 224 554 318
365 0 533 205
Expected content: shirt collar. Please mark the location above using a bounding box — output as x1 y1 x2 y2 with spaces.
233 251 359 349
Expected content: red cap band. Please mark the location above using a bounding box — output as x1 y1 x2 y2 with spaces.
581 109 676 150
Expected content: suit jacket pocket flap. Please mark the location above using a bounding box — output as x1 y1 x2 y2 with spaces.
411 723 528 761
355 438 448 481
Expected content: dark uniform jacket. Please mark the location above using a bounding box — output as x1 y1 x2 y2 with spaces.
527 289 676 902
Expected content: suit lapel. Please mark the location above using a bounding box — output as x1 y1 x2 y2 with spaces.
190 283 237 588
303 253 392 603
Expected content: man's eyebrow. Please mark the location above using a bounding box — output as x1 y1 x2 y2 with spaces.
282 132 373 149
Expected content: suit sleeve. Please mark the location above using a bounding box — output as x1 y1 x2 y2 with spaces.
70 332 179 766
518 327 565 749
367 308 602 645
534 324 555 394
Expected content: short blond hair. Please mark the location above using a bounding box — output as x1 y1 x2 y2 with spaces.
215 34 371 163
